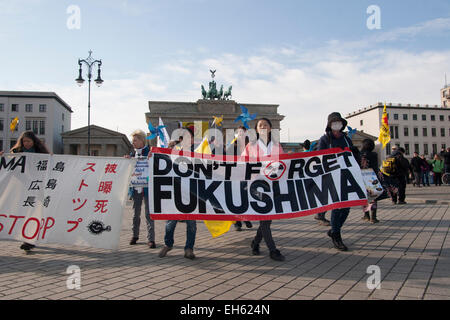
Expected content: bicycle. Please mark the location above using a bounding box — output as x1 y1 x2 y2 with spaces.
443 173 450 185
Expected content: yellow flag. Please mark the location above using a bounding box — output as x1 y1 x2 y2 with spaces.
195 136 234 238
378 104 391 148
10 117 19 132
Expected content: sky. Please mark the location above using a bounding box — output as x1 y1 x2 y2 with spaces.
1 0 450 143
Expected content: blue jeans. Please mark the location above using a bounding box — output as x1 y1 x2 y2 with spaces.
132 190 155 242
422 171 430 186
331 207 350 234
164 220 197 250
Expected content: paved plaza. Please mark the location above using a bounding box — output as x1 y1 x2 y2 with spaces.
0 185 449 300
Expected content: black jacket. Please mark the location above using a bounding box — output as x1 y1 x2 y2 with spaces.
410 156 422 172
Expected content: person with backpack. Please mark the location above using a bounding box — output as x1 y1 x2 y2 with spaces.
410 152 423 187
360 139 380 223
380 150 402 205
317 112 360 252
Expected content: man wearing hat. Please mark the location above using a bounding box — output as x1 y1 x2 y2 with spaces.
317 112 360 251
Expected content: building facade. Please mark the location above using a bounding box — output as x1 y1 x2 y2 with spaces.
0 91 73 154
61 125 132 156
346 102 450 160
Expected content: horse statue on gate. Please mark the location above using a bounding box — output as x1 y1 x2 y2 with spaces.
223 86 232 100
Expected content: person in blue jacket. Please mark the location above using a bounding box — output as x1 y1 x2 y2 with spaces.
317 112 360 251
126 130 156 248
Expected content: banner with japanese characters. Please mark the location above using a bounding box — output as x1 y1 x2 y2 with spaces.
0 153 134 250
149 147 368 221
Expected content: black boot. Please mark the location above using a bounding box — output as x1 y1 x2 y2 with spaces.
251 240 260 255
327 230 348 251
362 212 370 221
370 209 379 224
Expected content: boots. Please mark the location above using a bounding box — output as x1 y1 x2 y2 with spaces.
370 209 379 224
327 230 348 251
362 212 370 221
251 240 260 255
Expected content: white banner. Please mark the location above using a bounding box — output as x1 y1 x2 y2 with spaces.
0 153 134 250
149 147 368 221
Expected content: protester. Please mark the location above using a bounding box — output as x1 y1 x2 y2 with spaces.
410 152 423 187
226 126 252 232
380 150 402 204
317 112 360 251
430 154 444 186
420 154 431 187
302 140 311 152
159 128 198 259
360 139 380 223
241 118 285 261
0 131 50 252
440 147 450 174
396 147 410 204
125 130 156 248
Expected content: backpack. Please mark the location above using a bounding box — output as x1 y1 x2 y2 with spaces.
381 157 397 176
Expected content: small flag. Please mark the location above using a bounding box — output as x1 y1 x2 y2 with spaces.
157 117 170 148
10 117 19 132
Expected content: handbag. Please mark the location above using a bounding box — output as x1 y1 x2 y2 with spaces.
361 168 384 201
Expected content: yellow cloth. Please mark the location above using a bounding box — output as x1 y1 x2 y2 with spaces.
378 104 391 148
195 136 234 238
10 117 19 132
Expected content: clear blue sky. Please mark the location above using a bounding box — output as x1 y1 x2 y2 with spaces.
1 0 449 141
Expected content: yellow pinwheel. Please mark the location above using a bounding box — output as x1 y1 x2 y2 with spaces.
212 115 223 127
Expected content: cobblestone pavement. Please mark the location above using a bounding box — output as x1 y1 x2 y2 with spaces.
0 185 449 300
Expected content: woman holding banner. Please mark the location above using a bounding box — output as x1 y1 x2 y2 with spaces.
126 130 156 248
317 112 360 252
241 118 285 261
0 130 50 252
226 126 253 232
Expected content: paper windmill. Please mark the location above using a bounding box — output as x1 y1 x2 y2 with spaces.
234 105 257 129
347 126 357 140
212 115 223 127
147 121 167 145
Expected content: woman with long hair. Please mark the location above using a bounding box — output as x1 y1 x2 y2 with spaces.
241 118 285 261
0 131 50 252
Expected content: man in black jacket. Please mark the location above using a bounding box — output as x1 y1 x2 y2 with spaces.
410 152 422 187
397 147 411 204
440 147 450 174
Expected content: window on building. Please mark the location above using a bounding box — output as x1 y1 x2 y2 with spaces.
386 143 391 156
11 104 18 112
414 144 420 154
403 114 408 121
441 128 446 137
0 140 2 151
404 127 409 137
422 114 427 121
431 115 436 121
0 119 3 131
395 126 399 139
0 103 4 112
62 125 64 133
39 104 47 112
413 127 418 137
448 115 450 121
432 144 438 155
432 128 437 137
32 120 38 134
404 143 410 155
423 127 428 137
440 115 444 121
62 113 64 121
424 144 429 155
390 126 394 139
39 120 45 135
413 114 417 121
26 120 31 131
443 144 447 150
394 114 399 120
25 104 33 112
360 120 363 126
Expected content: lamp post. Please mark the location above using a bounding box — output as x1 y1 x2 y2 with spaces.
76 50 103 156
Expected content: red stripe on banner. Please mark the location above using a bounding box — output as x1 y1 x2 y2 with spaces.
149 199 368 221
150 147 353 162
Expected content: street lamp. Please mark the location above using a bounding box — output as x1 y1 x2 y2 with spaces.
75 50 103 155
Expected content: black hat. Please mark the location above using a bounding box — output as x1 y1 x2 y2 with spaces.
326 112 348 131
